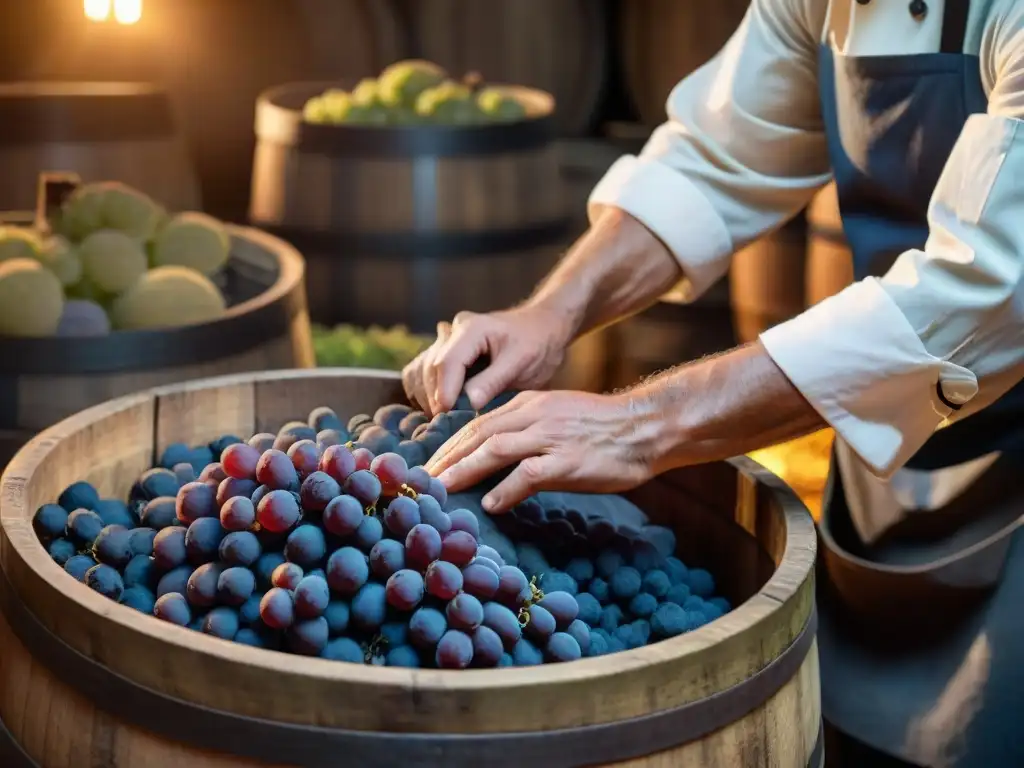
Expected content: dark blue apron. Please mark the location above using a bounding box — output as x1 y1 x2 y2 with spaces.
815 0 1024 765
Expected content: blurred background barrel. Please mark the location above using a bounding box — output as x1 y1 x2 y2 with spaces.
407 0 608 136
0 82 199 213
250 81 568 334
805 182 854 306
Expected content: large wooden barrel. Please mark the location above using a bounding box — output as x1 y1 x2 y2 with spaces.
407 0 608 136
0 223 315 469
0 82 200 213
805 183 854 306
621 0 751 126
0 369 820 767
250 82 569 333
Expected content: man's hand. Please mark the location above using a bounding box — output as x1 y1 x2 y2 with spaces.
401 307 574 417
424 390 659 513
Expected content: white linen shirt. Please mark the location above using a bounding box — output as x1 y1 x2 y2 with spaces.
590 0 1024 524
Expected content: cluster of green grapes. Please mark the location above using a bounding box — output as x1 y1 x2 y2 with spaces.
302 59 529 127
0 182 233 338
312 324 430 369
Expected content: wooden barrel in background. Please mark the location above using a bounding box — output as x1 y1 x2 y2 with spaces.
0 223 314 469
250 81 569 334
0 82 200 213
805 182 854 306
407 0 608 136
0 369 820 767
620 0 751 126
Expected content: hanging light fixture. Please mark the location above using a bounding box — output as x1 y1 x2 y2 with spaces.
83 0 112 22
84 0 143 25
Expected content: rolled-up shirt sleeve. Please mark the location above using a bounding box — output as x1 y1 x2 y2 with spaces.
762 31 1024 477
588 0 832 299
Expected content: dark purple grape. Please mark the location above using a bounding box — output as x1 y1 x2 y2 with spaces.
199 463 228 485
185 518 225 565
203 606 240 639
280 420 318 441
425 560 463 601
396 441 429 472
273 433 299 453
404 523 442 571
256 489 301 533
222 442 261 480
64 553 97 581
156 564 194 597
386 569 425 611
629 592 658 619
473 557 501 577
348 413 372 433
566 619 591 654
152 526 186 569
255 449 299 490
611 567 642 601
482 602 522 650
216 477 258 507
374 404 412 433
154 592 191 625
525 604 556 641
322 636 364 663
575 593 602 626
383 496 420 538
159 443 191 470
344 470 381 509
186 562 224 607
595 550 624 581
67 508 104 546
93 499 136 528
285 524 327 567
350 582 387 631
411 423 431 440
369 539 405 579
293 575 330 619
260 587 295 629
48 538 76 566
176 481 218 525
399 411 429 440
446 593 484 631
426 478 448 507
140 497 177 530
476 545 505 567
539 591 579 629
130 469 179 503
34 503 69 541
440 530 477 567
217 567 255 606
351 447 374 471
370 452 409 496
406 466 432 493
128 527 157 556
239 593 263 627
471 625 503 667
92 525 134 568
512 638 543 666
320 444 356 484
416 495 451 534
462 562 499 600
272 562 304 590
324 600 350 636
447 508 479 541
287 617 330 655
358 426 399 455
322 494 364 537
546 632 582 663
234 628 272 648
497 566 530 606
220 496 256 532
210 434 243 459
85 564 123 600
316 429 345 452
435 630 474 669
248 432 276 452
589 577 610 604
352 514 383 552
409 607 447 649
387 645 421 668
253 552 286 591
299 471 341 512
309 406 344 432
288 440 321 479
173 462 197 486
325 547 369 596
59 481 99 512
599 604 624 633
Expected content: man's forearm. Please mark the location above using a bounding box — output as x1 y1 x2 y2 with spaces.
524 207 683 339
626 340 826 471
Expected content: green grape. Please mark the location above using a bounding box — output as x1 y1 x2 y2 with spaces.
152 212 230 276
36 235 83 287
111 266 226 330
0 258 64 336
78 230 148 295
0 226 43 263
477 88 528 122
378 60 447 109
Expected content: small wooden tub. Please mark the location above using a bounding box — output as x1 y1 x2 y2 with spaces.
0 82 200 213
0 225 315 468
249 82 569 332
0 369 820 767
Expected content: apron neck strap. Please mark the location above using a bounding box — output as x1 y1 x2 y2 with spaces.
940 0 970 54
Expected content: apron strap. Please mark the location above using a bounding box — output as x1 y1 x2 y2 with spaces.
940 0 970 54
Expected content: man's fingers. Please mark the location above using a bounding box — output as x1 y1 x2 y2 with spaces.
435 429 547 495
421 323 452 416
481 455 566 513
431 324 488 415
425 394 534 475
402 351 429 411
463 353 521 412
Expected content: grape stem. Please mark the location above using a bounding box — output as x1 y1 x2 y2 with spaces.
516 575 546 627
398 484 419 500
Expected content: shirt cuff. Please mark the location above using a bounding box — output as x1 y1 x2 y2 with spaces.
588 155 734 299
759 277 979 478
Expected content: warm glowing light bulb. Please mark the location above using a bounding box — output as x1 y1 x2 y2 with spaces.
113 0 142 25
84 0 112 21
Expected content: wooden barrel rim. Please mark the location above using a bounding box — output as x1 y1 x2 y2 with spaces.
0 226 307 375
0 370 816 738
256 81 557 158
0 82 177 143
